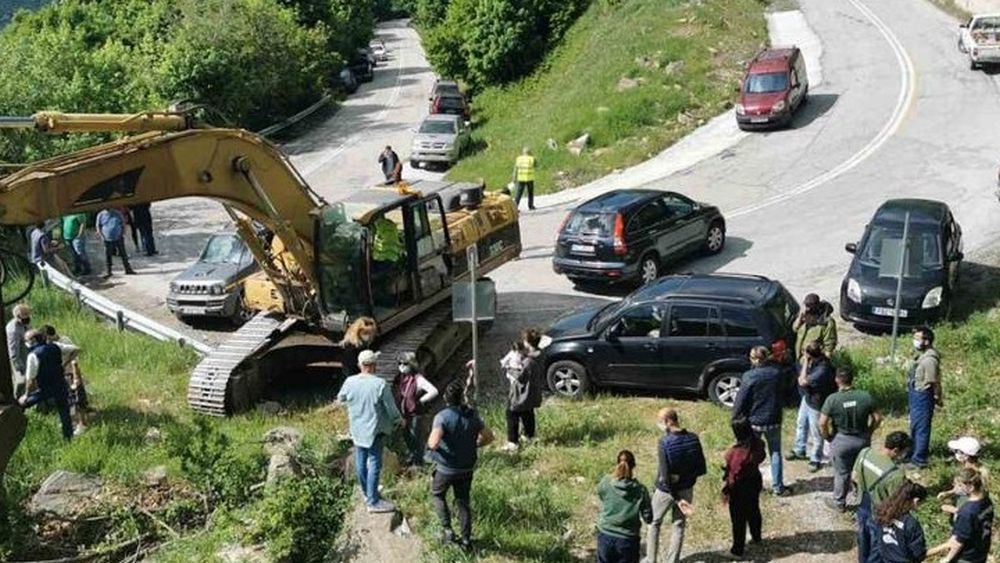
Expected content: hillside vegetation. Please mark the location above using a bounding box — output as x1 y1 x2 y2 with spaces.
0 0 377 164
441 0 768 193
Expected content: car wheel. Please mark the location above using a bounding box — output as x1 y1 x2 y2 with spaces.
971 58 979 71
547 360 590 398
704 221 726 254
708 372 742 408
639 254 660 285
231 292 254 326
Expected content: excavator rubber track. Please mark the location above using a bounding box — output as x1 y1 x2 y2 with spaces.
187 312 297 416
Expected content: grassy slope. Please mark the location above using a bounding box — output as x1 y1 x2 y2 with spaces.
4 285 353 560
446 0 767 194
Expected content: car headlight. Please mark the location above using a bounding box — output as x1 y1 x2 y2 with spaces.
169 282 178 293
539 335 552 350
772 100 787 113
735 104 746 116
847 278 862 303
922 286 943 309
210 284 224 295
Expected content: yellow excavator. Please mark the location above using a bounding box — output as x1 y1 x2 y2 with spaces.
0 110 522 420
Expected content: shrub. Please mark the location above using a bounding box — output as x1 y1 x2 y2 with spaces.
251 476 352 563
167 418 263 508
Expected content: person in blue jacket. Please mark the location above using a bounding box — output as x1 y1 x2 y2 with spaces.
874 480 928 563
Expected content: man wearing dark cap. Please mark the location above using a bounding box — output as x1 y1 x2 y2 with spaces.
852 431 912 563
793 293 838 363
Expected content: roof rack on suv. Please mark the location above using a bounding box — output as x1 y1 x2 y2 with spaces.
692 272 771 282
658 293 752 304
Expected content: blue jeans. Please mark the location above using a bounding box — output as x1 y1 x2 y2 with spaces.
755 425 784 493
908 384 934 466
354 435 384 506
68 238 91 275
793 398 823 463
597 531 639 563
23 386 73 439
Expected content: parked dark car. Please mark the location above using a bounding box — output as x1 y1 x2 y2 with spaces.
552 189 726 286
430 94 470 122
540 273 799 407
430 79 462 100
338 68 359 94
349 50 374 82
840 199 963 328
167 230 260 325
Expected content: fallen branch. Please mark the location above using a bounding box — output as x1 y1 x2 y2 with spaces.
139 507 180 539
15 534 149 563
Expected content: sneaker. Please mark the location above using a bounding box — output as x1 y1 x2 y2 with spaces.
771 486 792 497
366 500 396 513
722 550 744 560
785 452 807 461
73 425 87 436
458 538 473 552
501 442 519 452
125 269 137 275
808 462 822 473
824 498 846 512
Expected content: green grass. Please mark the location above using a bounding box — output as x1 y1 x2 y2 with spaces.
446 0 769 194
925 0 972 22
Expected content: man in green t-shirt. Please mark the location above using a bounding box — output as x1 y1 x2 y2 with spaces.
62 213 91 276
852 431 912 563
819 367 882 511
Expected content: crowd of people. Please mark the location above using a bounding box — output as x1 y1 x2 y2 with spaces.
6 304 91 439
28 204 158 279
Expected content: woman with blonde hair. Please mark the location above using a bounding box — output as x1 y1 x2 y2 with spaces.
340 317 377 377
596 449 652 563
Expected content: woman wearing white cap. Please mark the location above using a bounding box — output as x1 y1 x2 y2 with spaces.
937 436 990 517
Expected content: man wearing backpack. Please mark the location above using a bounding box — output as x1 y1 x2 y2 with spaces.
643 408 706 563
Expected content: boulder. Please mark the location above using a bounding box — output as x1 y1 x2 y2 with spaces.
30 470 102 517
143 465 168 487
566 134 590 156
262 426 303 456
266 453 302 483
616 76 642 91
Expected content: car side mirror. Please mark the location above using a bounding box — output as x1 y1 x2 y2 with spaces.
953 251 964 262
606 323 622 341
960 22 969 28
845 242 857 254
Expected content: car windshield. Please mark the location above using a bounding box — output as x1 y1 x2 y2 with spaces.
858 224 943 274
438 96 463 108
200 234 245 265
419 120 456 134
972 16 1000 32
745 72 789 93
590 300 626 330
564 212 614 236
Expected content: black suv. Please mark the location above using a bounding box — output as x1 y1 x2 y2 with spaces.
552 189 726 286
541 273 798 407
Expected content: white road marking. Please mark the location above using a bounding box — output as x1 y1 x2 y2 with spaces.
728 0 916 219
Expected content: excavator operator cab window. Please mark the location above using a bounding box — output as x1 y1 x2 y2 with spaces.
315 204 371 324
370 209 413 319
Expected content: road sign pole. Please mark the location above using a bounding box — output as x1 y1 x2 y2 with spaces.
467 245 479 404
889 211 911 359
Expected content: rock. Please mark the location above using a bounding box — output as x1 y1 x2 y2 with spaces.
218 543 270 563
144 465 168 487
546 138 559 151
344 448 400 479
616 77 642 91
30 470 102 517
262 426 303 456
393 515 413 537
676 111 694 125
143 427 161 445
664 60 685 76
259 401 283 416
566 134 590 156
267 452 302 483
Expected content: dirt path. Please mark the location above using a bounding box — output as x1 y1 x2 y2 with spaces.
333 496 424 563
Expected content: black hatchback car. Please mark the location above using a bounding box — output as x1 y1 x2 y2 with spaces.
552 189 726 286
540 273 799 407
840 199 963 328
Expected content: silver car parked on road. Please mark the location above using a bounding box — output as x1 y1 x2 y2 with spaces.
166 230 259 325
410 114 469 169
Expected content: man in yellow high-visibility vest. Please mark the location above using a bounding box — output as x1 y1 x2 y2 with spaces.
511 147 536 211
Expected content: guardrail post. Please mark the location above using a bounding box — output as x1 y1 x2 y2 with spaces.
115 310 125 332
38 267 49 288
73 288 82 308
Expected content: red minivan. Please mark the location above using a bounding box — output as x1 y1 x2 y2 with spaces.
735 47 808 130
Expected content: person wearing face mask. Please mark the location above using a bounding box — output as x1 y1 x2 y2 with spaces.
927 468 994 563
938 436 990 518
18 329 74 440
392 352 439 466
502 328 543 452
5 304 31 400
907 327 941 469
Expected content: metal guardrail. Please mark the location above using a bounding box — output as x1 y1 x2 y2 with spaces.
39 265 213 356
256 94 333 138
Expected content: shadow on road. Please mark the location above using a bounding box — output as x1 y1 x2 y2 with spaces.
683 530 855 562
792 92 839 129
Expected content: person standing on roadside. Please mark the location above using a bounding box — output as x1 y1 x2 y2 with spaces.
96 207 136 277
722 418 766 559
29 222 67 271
337 349 401 513
5 304 31 400
787 341 837 472
17 329 74 440
732 345 790 496
512 147 537 211
378 145 402 185
793 293 837 362
427 380 494 551
502 330 543 452
874 480 928 563
62 213 91 276
907 327 941 469
339 317 377 379
129 203 158 256
927 468 994 563
819 367 883 512
392 352 438 466
853 431 912 563
596 449 653 563
644 408 706 563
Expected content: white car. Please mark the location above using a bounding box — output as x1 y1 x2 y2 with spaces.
958 13 1000 70
410 114 469 169
369 40 388 62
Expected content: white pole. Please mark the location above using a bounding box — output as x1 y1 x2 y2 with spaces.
889 212 910 359
467 245 479 405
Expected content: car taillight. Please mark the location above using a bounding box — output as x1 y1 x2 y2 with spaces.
433 98 440 112
613 213 627 256
558 212 571 233
771 339 788 362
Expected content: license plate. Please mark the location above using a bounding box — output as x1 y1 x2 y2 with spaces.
571 244 595 254
750 117 769 123
872 306 907 318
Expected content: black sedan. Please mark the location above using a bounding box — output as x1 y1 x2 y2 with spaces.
552 189 726 286
840 199 963 328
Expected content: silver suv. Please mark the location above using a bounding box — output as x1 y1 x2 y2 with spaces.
166 230 259 324
410 114 469 169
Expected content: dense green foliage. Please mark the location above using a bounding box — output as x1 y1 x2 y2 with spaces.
253 474 352 562
0 0 377 164
419 0 592 90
